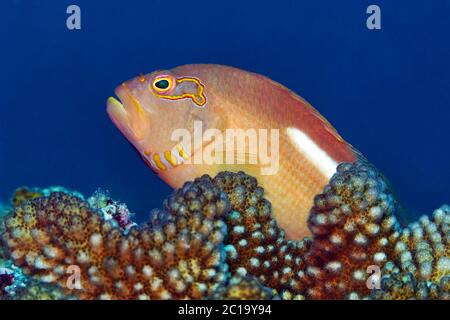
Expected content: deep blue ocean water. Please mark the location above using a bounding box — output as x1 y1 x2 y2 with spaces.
1 0 449 222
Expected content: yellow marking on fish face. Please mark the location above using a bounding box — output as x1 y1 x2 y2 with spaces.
142 144 189 172
138 74 146 83
150 76 207 108
121 83 146 118
164 150 178 167
176 144 190 160
153 153 166 171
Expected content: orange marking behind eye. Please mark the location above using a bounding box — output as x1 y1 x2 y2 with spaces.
151 76 207 108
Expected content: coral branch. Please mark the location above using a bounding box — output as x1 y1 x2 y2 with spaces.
1 162 448 300
2 177 230 299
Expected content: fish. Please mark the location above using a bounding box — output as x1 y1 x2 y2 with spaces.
107 64 358 239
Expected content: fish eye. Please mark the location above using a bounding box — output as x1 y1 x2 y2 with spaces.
155 79 169 89
152 76 174 93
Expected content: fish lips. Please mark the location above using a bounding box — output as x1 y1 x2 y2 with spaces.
107 95 129 133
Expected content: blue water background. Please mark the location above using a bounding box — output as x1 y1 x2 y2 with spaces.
1 0 449 222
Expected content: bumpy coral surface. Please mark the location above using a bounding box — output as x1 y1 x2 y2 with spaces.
301 161 400 299
2 179 230 299
213 171 310 300
1 161 449 300
211 276 276 300
371 205 450 300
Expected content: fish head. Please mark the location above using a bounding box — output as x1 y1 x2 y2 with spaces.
107 65 224 174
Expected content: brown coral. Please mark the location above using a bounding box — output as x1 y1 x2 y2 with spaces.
370 205 450 300
388 205 449 283
2 177 230 299
301 161 400 299
211 276 276 300
7 279 69 300
1 162 449 300
211 163 397 299
212 163 449 300
213 171 310 300
370 271 449 300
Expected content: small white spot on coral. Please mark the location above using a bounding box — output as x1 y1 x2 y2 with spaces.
40 274 57 283
142 265 153 278
437 257 450 273
236 267 247 276
76 251 90 264
90 233 103 247
352 269 365 281
126 265 136 277
373 252 387 263
99 293 112 300
134 282 144 291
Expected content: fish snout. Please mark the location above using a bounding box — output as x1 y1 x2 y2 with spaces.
106 95 127 126
109 83 148 142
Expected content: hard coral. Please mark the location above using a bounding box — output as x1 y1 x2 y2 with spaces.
302 161 399 299
389 205 450 283
1 162 449 300
212 163 449 300
2 177 230 299
211 276 276 300
12 280 68 300
370 271 449 300
370 204 450 300
213 171 310 300
211 163 398 299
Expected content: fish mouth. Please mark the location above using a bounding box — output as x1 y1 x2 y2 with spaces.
107 84 147 142
106 84 190 172
107 93 129 130
107 86 191 172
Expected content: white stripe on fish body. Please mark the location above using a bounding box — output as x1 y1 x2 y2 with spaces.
286 127 338 179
